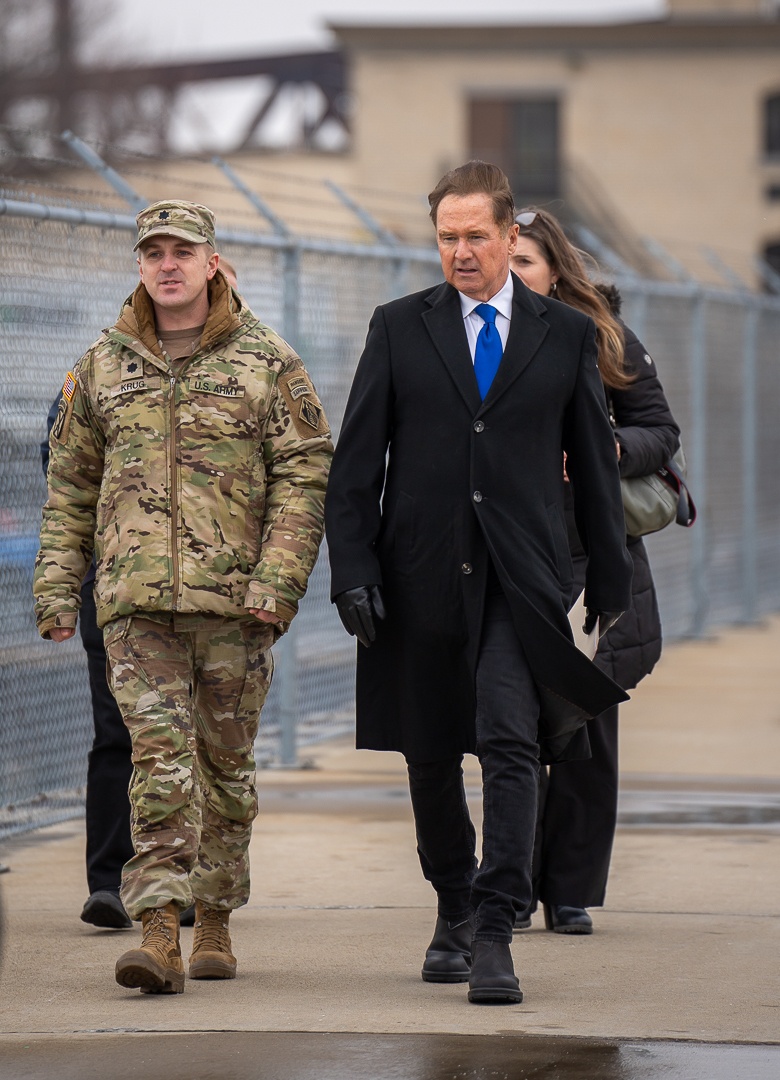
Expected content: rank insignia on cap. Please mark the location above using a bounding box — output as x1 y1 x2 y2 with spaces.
159 210 170 220
62 371 77 400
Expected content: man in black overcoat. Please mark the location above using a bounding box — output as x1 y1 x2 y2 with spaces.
325 161 633 1005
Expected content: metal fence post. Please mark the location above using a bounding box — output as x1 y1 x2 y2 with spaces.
274 618 300 767
689 291 708 637
282 243 301 348
213 156 303 764
741 300 759 624
61 131 147 211
626 288 648 343
275 241 302 766
323 178 408 300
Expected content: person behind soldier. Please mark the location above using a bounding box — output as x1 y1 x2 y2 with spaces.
510 207 679 935
40 413 134 930
35 200 331 994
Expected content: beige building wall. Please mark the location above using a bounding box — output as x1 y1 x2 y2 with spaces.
339 26 780 283
566 50 780 281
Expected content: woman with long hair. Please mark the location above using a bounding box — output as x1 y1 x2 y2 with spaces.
511 207 680 934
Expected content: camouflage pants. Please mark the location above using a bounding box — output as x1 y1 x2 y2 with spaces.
103 614 274 920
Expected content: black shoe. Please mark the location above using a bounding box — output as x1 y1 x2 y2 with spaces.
513 904 533 932
543 904 593 934
467 940 523 1004
80 890 132 930
179 903 196 927
421 914 473 983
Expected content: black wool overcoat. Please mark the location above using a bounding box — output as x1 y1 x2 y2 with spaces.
325 274 634 764
567 318 681 692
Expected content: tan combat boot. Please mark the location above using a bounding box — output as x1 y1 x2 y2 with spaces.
188 900 237 980
115 902 185 994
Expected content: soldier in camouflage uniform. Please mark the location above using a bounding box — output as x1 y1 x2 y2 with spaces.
34 200 332 994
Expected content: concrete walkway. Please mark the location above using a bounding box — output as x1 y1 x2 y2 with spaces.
0 617 778 1062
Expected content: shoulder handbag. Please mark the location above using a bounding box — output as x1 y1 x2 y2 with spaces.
620 445 697 538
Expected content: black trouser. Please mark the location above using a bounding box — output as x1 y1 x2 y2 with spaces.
534 705 619 909
406 592 541 944
78 579 134 895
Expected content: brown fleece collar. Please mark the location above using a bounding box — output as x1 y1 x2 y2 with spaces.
115 270 243 359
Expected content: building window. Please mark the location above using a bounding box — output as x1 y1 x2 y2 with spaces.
765 93 780 158
469 97 560 204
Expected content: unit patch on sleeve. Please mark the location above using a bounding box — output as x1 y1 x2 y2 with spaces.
278 370 330 438
52 373 79 442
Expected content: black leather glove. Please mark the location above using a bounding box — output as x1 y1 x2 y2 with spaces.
335 585 386 648
583 609 624 638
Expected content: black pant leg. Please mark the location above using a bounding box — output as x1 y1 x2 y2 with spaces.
78 580 134 895
470 593 541 941
537 704 620 908
406 757 477 921
406 594 540 941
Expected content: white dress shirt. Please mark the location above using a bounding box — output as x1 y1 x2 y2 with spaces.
457 273 514 362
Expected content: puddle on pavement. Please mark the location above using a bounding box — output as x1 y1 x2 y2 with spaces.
2 1032 779 1080
259 783 780 830
617 789 780 829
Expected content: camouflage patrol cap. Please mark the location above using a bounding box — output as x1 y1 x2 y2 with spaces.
134 200 216 251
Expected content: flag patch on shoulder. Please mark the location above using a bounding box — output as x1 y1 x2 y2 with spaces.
62 372 77 400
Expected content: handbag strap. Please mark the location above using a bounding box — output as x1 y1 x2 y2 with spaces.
659 458 697 528
609 392 696 529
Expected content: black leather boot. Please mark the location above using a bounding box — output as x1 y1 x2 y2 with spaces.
467 940 523 1004
421 914 473 983
513 903 533 932
543 904 593 934
80 890 132 930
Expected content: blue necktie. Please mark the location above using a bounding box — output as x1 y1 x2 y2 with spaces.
473 303 502 400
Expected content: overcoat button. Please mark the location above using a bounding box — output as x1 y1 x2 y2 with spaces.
473 421 484 432
461 563 473 574
473 491 483 503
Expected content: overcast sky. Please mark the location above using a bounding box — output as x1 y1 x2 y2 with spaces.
88 0 667 63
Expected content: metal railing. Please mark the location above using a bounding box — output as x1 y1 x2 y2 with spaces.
1 137 779 838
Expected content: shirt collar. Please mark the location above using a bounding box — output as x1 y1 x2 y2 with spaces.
458 272 514 321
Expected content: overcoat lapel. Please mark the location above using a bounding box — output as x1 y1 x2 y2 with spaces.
480 275 550 411
421 276 551 415
421 283 481 414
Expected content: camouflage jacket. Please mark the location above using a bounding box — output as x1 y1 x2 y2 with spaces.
34 272 332 636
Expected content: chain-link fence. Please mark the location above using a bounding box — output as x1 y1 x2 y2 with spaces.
2 179 779 839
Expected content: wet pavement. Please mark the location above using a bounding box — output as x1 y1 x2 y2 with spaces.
257 780 780 831
1 617 779 1077
1 1032 779 1080
617 787 780 829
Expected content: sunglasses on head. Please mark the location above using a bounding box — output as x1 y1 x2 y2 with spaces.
515 211 538 227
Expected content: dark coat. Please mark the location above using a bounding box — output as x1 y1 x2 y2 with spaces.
567 317 680 691
325 274 634 764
